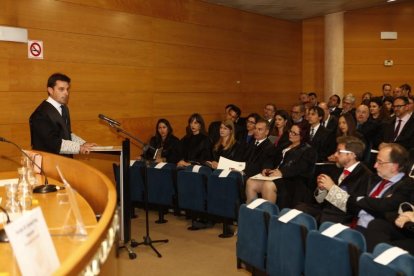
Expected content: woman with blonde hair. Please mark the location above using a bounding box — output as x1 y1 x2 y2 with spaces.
206 119 244 169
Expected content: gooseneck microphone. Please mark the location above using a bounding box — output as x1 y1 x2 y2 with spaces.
0 206 10 243
98 114 121 126
0 137 58 194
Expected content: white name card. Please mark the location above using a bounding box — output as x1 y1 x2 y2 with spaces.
5 207 60 276
321 223 349 238
155 162 167 169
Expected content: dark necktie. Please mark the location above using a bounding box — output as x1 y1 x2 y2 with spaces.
255 141 259 146
310 128 315 141
393 119 402 141
370 179 390 198
61 105 68 125
321 121 325 127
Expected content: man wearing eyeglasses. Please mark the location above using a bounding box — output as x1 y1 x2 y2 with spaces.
317 143 414 234
297 136 372 224
382 96 414 151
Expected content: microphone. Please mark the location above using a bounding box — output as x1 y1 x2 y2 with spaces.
98 114 121 126
0 137 58 194
0 206 10 243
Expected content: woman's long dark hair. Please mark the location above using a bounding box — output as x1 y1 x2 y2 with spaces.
185 113 207 137
154 118 173 146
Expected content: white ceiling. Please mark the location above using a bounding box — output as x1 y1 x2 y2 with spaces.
202 0 405 21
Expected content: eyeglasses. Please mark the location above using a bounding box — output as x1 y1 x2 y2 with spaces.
375 159 394 165
392 104 406 109
336 149 353 154
289 130 300 136
247 120 256 124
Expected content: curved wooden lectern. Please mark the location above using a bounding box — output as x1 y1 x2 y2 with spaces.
0 151 118 275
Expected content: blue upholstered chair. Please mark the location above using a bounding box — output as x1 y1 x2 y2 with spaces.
207 169 243 237
236 200 279 273
359 243 414 276
113 160 145 203
177 165 212 213
266 208 317 276
305 221 366 276
146 162 177 223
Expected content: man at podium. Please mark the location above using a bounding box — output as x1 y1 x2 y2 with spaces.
29 73 96 157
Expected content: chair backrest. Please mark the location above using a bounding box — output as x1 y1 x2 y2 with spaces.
146 162 177 206
305 221 366 276
266 208 317 276
113 160 145 202
206 169 243 220
359 243 414 276
236 200 279 271
176 165 212 212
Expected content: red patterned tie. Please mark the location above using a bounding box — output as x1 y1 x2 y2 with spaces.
370 179 390 198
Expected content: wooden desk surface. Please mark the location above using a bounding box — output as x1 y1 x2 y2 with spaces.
0 171 97 275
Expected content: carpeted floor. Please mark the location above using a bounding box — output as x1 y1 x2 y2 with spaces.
117 209 250 276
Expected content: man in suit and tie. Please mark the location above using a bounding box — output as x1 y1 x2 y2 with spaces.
243 119 276 178
317 143 414 234
307 106 336 162
297 136 373 224
263 103 277 132
30 73 96 156
382 96 414 151
328 94 342 118
318 102 338 132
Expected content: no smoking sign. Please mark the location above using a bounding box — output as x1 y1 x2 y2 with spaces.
28 40 44 59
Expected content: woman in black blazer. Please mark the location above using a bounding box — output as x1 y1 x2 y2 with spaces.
206 119 245 169
177 113 212 167
143 118 180 163
245 124 317 208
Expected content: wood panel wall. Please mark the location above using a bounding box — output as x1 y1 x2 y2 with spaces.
344 1 414 100
0 0 302 176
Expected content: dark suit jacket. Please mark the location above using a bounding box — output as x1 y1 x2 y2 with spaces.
308 126 336 162
383 115 414 150
144 135 180 163
276 143 317 180
178 133 212 164
320 162 373 224
330 107 342 118
244 139 276 178
29 100 71 154
324 115 338 133
347 175 414 219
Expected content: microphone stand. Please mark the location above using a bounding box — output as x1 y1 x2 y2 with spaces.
104 122 168 258
0 138 58 193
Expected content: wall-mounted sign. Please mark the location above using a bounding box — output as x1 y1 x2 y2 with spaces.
28 40 43 59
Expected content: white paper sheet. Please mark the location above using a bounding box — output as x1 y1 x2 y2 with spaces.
247 198 268 209
321 223 349 238
278 209 303 223
217 156 245 171
374 246 408 265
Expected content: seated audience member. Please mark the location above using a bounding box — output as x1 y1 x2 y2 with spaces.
340 94 357 121
142 118 180 163
361 92 372 104
393 86 403 98
356 104 379 156
263 103 277 131
243 119 276 178
328 94 342 118
238 113 261 145
327 113 364 162
365 203 414 253
297 136 373 224
382 96 414 151
245 124 316 208
177 113 212 167
291 103 308 128
317 143 414 235
307 106 336 162
206 120 244 169
308 92 318 107
401 83 412 97
383 96 395 117
271 110 292 151
208 104 242 145
299 92 309 107
370 97 390 122
318 101 338 133
408 96 414 114
382 83 392 98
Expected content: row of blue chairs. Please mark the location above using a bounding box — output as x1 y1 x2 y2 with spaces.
236 201 414 276
114 162 244 237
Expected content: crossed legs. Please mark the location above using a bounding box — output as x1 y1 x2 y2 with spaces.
245 178 277 204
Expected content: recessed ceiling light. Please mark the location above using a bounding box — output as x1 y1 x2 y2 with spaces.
387 0 397 2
